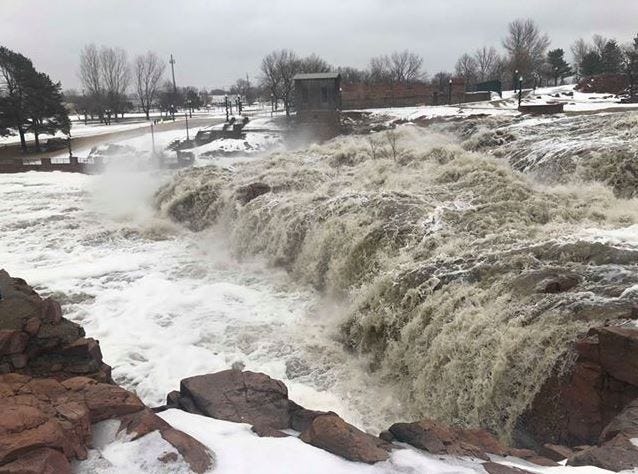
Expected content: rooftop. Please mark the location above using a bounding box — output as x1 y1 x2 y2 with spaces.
293 72 340 81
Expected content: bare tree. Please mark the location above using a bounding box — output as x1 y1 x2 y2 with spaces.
298 54 331 73
366 134 381 160
389 50 424 83
369 50 424 83
274 49 300 117
384 129 401 161
78 44 104 118
337 66 369 83
592 35 610 57
100 47 130 119
455 53 478 86
369 55 392 83
260 51 283 110
134 51 165 120
570 39 590 79
474 46 500 82
502 18 550 83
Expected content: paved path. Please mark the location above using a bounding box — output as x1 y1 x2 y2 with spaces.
0 116 226 160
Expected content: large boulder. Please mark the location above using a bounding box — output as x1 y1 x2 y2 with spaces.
0 447 71 474
568 433 638 472
522 327 638 446
299 414 391 464
388 419 507 460
179 369 291 429
0 373 213 473
598 327 638 386
0 271 214 473
0 270 111 382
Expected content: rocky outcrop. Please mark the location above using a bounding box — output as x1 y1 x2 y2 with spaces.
481 463 534 474
388 419 506 460
165 369 336 435
567 395 638 471
522 325 638 447
178 370 292 429
165 369 562 469
387 418 557 466
0 270 214 473
0 270 110 382
568 434 638 472
300 414 391 464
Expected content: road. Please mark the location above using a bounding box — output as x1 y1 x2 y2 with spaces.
0 116 226 160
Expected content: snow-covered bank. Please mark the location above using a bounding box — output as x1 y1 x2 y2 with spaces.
160 410 611 474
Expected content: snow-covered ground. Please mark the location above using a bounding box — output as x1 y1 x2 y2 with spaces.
356 85 638 123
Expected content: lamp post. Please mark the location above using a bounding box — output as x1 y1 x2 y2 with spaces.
170 104 175 121
186 99 192 118
554 66 559 87
270 93 274 116
518 76 524 108
224 95 229 122
513 69 519 93
185 112 189 141
448 78 453 105
150 123 156 155
67 133 73 159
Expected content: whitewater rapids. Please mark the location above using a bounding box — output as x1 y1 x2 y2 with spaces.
0 168 403 433
155 111 638 441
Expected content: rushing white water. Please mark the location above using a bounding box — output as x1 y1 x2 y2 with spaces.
155 115 638 442
0 167 405 433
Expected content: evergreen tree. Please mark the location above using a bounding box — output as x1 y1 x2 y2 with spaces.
547 48 572 85
581 51 603 76
24 72 70 150
0 47 35 151
601 40 624 74
0 46 69 152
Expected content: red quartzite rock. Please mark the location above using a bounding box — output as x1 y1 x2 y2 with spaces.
482 462 534 474
568 433 638 472
300 414 391 464
388 419 507 461
597 327 638 387
179 369 292 429
0 447 71 474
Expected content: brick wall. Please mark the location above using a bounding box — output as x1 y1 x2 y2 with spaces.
341 79 466 109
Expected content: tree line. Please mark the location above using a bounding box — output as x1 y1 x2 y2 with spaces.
0 46 69 152
453 19 638 90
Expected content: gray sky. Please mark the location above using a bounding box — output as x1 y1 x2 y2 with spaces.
2 0 637 91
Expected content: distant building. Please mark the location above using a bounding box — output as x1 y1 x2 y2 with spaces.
293 72 341 120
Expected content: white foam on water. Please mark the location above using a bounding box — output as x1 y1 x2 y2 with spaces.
0 169 390 431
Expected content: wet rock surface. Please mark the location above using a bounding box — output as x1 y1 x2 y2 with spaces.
523 326 638 447
0 270 111 382
566 393 638 471
0 270 214 473
299 414 391 464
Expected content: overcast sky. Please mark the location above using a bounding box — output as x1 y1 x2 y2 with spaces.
2 0 637 91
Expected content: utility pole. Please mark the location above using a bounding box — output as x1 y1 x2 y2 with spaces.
170 54 177 95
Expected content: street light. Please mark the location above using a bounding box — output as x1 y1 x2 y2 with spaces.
448 78 453 105
224 95 229 122
513 69 519 93
185 112 190 141
554 66 559 87
518 76 524 108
